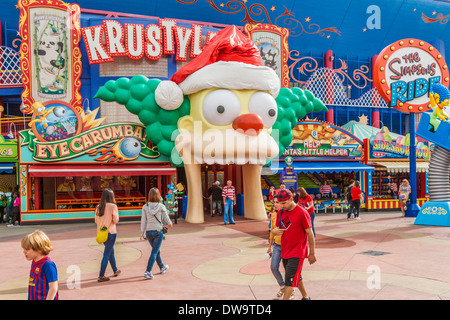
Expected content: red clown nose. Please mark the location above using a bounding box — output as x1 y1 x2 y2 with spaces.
232 114 264 136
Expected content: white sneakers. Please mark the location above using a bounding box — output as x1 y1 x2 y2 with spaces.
144 265 169 279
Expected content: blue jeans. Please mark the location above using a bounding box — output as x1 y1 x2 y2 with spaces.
100 233 117 277
5 207 11 223
146 230 164 272
270 243 284 286
310 211 316 236
347 200 354 218
224 198 234 224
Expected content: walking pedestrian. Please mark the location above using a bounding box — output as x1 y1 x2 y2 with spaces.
0 192 5 223
222 180 236 225
95 188 120 282
4 188 12 225
7 192 20 227
345 180 355 220
207 181 223 217
399 179 411 216
269 186 275 204
290 188 298 204
268 196 294 299
140 187 173 280
272 189 316 300
297 187 316 236
22 230 59 300
351 181 363 220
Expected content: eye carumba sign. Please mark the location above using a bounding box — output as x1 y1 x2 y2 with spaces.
81 19 217 64
374 38 449 113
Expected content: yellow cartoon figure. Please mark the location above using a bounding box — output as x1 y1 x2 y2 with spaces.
28 101 55 130
429 83 450 131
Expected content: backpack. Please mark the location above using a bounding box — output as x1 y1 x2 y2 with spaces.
346 186 353 201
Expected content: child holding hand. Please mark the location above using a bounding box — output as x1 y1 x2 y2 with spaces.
21 230 59 300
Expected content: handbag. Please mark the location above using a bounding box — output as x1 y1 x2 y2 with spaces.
96 222 112 244
154 213 168 234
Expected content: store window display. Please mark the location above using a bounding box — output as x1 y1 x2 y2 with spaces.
36 176 147 210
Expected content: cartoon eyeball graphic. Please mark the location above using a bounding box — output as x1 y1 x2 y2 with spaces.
119 137 142 159
54 106 66 118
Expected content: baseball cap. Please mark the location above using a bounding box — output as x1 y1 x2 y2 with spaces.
277 189 292 202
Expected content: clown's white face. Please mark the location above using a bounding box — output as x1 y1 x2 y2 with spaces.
175 88 279 165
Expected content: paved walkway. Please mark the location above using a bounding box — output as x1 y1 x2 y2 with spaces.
1 212 450 300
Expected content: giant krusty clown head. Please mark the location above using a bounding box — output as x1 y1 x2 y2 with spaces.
95 25 327 223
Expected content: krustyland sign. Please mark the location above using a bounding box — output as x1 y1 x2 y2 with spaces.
81 19 217 64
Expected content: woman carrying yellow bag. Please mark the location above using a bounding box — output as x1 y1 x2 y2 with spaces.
95 189 121 282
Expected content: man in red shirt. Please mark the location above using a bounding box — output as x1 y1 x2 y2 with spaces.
272 189 316 300
351 181 363 220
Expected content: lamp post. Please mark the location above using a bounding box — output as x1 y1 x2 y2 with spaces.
405 113 420 217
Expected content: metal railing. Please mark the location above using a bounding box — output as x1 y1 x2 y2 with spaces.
0 116 31 137
0 46 22 86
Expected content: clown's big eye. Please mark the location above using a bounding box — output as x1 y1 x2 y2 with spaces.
248 91 277 127
202 89 241 126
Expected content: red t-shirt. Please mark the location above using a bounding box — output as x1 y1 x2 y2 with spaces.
351 187 362 201
297 195 314 214
276 204 312 259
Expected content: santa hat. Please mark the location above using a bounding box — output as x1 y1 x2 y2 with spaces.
155 25 280 110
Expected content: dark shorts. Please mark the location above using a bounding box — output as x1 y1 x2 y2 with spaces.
212 200 222 211
282 257 304 287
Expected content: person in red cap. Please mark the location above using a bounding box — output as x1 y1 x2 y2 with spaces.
272 189 316 300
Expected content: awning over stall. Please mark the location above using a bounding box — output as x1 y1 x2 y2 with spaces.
275 161 374 174
371 161 429 173
28 164 176 177
0 163 14 173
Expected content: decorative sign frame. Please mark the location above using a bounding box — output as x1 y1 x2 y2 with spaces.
283 120 364 161
244 23 290 88
81 18 210 64
365 138 432 161
18 0 82 114
373 38 449 113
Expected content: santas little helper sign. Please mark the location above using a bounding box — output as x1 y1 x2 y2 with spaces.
374 38 449 113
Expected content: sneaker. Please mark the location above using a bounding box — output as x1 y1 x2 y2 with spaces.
289 292 295 300
113 270 121 277
301 297 311 300
7 224 14 227
356 217 360 220
160 265 169 274
144 271 154 279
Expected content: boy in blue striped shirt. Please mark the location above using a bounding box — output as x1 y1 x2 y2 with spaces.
22 230 59 300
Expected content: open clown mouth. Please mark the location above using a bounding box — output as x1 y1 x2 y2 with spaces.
175 127 279 165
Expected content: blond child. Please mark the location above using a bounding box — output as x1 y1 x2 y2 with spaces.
21 230 59 300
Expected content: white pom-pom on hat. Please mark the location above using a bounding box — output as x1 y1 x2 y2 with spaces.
155 80 184 110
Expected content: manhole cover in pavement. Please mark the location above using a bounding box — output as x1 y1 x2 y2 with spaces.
358 250 391 256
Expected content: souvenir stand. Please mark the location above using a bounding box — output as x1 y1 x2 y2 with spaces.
265 120 375 213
